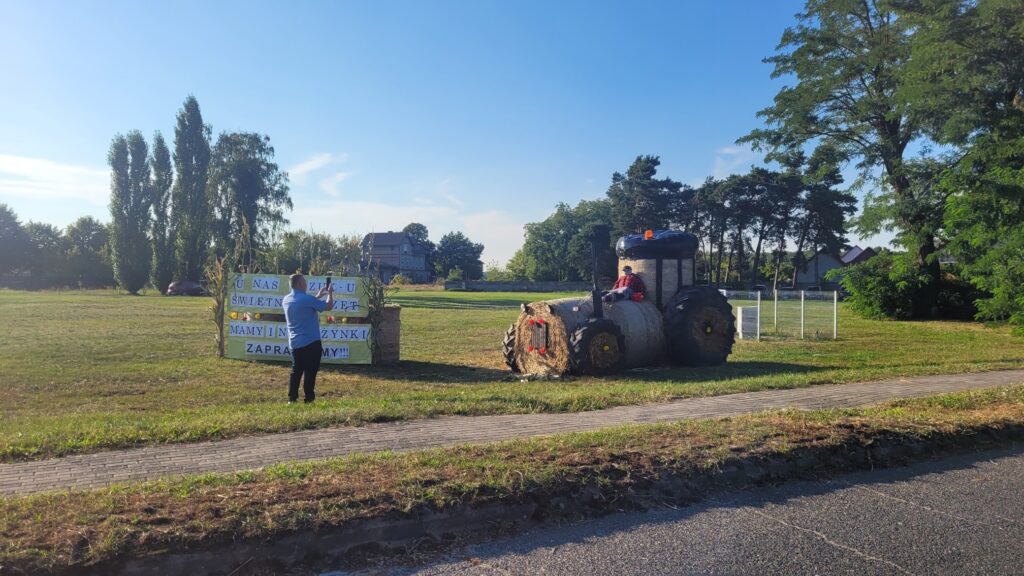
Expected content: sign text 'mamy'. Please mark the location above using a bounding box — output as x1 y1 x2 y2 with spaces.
228 321 370 341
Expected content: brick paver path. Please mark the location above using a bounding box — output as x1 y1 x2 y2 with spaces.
3 369 1024 496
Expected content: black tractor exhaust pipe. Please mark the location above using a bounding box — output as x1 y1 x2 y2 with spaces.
590 225 609 319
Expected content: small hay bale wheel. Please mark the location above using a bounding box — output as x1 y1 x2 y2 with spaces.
570 318 626 375
663 287 735 366
502 323 521 373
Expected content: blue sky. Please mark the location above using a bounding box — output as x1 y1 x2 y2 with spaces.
0 0 886 265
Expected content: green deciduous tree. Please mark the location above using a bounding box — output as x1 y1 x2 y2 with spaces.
150 131 175 293
521 203 581 282
208 132 292 257
506 248 531 280
517 199 615 282
897 0 1024 146
23 222 68 288
896 0 1024 328
0 203 30 277
740 0 943 315
516 199 610 282
108 131 153 294
172 95 212 282
435 231 484 280
264 230 361 275
403 222 436 279
944 134 1024 327
65 216 113 288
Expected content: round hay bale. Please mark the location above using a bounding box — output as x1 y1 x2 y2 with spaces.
619 257 694 310
512 296 665 375
373 304 401 365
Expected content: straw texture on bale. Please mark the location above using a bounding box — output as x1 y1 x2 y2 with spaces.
373 305 401 365
618 257 693 309
513 296 664 375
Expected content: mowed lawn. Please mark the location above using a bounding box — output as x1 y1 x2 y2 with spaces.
1 288 1022 461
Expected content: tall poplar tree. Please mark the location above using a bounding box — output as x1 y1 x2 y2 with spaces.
171 95 211 282
149 131 175 293
108 131 152 294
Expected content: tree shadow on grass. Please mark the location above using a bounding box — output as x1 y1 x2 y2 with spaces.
321 360 513 383
321 359 828 386
604 360 831 384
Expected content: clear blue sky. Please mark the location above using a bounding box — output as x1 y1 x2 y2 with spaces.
0 0 886 265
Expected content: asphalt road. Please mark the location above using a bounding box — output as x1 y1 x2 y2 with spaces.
348 445 1024 576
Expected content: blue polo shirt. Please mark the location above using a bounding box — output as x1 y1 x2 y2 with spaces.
282 289 328 350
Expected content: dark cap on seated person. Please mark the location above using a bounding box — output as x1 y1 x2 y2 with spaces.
622 266 633 273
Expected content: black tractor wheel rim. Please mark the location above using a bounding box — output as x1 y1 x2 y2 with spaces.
588 332 621 369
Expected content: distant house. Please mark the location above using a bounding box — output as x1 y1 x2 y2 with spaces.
360 231 430 283
840 245 876 266
795 250 843 288
795 245 878 288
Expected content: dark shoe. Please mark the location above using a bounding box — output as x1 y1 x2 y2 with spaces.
304 398 315 404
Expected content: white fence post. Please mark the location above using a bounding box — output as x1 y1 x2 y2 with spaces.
800 290 805 339
833 290 838 340
756 290 761 341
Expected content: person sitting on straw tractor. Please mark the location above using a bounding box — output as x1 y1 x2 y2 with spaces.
602 265 646 302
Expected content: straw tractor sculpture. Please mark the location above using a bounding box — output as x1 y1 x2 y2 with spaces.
503 230 736 376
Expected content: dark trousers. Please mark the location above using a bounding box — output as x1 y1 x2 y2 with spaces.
289 340 323 402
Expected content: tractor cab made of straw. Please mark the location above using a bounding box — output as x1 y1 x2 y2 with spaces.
503 230 736 376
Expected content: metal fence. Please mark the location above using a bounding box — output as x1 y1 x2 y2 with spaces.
723 289 839 340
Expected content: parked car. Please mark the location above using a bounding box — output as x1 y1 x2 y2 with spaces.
166 280 206 296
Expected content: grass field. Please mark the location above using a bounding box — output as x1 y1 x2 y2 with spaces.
1 288 1022 461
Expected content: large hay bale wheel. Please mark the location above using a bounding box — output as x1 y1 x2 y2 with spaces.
570 318 625 375
510 297 664 376
663 287 735 366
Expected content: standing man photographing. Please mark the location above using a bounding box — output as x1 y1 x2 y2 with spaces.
282 274 334 404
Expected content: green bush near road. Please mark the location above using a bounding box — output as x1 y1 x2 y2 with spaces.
0 289 1022 461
